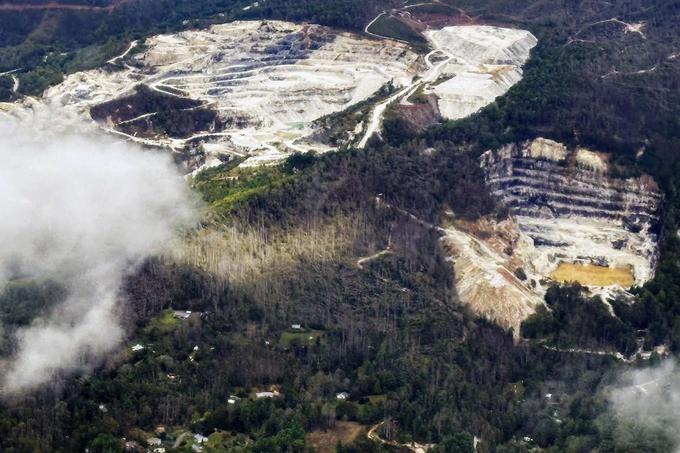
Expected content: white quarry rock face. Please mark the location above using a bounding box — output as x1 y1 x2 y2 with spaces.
424 26 537 120
41 20 421 168
575 148 609 173
446 138 661 335
33 21 536 170
484 138 661 287
527 137 568 162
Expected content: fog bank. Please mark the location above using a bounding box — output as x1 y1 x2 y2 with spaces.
607 359 680 451
0 112 198 394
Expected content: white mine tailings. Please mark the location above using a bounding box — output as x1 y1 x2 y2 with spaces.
444 138 661 336
424 26 537 120
42 20 420 168
359 25 536 147
33 20 536 169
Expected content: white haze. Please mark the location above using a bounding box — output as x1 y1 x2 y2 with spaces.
0 110 198 394
607 359 680 451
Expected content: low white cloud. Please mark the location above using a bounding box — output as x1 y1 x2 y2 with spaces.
607 359 680 451
0 109 199 393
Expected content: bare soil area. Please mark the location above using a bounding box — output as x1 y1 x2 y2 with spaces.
551 263 635 287
306 421 364 453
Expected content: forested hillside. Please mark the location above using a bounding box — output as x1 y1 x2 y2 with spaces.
2 0 680 452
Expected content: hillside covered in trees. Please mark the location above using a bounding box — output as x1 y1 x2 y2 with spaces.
2 0 680 452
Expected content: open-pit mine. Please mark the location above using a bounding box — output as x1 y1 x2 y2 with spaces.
443 138 661 335
4 16 577 336
10 20 537 172
4 15 654 338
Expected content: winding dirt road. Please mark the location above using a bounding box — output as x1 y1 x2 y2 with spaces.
357 248 392 269
357 47 452 148
358 4 457 148
368 421 434 453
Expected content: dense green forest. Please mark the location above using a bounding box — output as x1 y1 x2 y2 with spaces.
2 0 680 452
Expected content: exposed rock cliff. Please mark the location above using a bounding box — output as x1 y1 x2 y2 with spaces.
482 138 660 285
443 138 661 336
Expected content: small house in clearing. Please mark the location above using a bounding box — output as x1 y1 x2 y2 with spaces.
256 391 276 399
174 310 192 320
173 310 207 321
194 433 208 444
124 441 145 453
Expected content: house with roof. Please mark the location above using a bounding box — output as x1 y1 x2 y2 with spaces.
336 392 350 400
174 310 192 320
194 433 208 444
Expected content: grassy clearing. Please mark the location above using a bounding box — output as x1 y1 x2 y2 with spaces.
145 309 180 335
279 329 324 348
192 160 294 216
550 263 635 287
207 431 228 449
